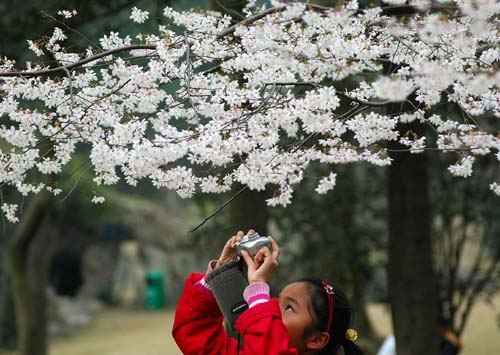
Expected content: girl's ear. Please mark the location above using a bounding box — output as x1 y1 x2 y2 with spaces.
304 331 330 351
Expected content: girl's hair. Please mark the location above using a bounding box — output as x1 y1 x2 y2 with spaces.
298 277 364 355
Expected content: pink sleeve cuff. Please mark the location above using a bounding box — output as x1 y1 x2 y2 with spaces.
193 260 218 294
206 260 218 274
243 282 270 308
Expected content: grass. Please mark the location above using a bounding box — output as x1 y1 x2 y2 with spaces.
0 308 182 355
48 308 182 355
1 296 499 355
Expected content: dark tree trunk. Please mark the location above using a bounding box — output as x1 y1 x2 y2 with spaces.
229 185 269 236
387 123 438 355
0 278 17 349
7 191 58 355
336 167 376 338
0 225 17 350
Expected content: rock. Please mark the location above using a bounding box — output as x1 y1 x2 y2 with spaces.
48 287 102 336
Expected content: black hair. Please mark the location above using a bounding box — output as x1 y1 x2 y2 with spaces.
298 277 364 355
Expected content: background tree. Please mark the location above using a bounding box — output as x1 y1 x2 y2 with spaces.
432 153 500 337
387 119 437 355
6 191 57 355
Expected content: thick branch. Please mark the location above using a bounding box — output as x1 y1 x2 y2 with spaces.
216 6 286 39
0 5 290 79
0 44 156 78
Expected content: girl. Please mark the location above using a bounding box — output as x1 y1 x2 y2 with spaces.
172 231 364 355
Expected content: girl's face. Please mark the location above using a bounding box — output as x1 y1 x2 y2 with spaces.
278 282 315 350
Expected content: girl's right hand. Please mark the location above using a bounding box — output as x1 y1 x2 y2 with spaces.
240 236 280 284
215 230 246 269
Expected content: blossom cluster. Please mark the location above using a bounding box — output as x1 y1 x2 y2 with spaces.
0 0 499 222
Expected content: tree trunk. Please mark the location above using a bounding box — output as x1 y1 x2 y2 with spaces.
0 224 17 349
0 278 17 349
336 167 377 348
229 185 269 235
7 191 57 355
388 126 438 355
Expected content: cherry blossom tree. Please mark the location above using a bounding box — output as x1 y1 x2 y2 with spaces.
1 0 498 222
0 1 499 355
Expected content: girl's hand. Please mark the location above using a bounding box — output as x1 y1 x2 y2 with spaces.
215 230 249 269
241 236 280 284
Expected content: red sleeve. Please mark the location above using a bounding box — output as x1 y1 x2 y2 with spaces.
172 273 238 355
235 298 298 355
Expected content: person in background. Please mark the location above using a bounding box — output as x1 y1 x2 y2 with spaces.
438 317 462 355
376 335 395 355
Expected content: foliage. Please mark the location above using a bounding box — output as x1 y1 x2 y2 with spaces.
0 0 498 223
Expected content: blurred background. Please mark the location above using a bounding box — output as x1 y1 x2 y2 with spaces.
0 1 499 355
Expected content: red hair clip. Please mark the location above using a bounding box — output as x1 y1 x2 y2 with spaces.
322 282 335 333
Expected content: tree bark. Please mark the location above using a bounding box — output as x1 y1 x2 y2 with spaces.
0 223 17 349
7 191 57 355
335 166 377 349
229 185 269 236
388 125 438 355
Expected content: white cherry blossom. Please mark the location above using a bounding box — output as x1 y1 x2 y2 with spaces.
0 0 499 220
130 7 149 24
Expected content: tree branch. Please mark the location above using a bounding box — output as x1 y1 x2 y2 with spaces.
0 44 157 77
189 185 248 232
264 82 393 107
0 5 289 78
216 6 286 39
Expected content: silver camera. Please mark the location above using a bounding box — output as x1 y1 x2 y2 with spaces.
235 232 272 258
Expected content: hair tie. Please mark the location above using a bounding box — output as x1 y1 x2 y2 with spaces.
322 281 335 333
345 328 358 342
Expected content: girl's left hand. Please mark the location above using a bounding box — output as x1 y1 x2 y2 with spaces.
240 236 280 284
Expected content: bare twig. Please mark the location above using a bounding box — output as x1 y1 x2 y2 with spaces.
189 185 248 232
58 164 91 203
188 128 319 233
62 67 74 114
41 10 99 49
214 0 245 20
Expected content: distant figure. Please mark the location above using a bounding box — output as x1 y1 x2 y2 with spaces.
375 319 462 355
112 241 145 307
377 335 396 355
438 318 462 355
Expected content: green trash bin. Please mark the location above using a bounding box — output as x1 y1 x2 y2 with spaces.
145 270 165 309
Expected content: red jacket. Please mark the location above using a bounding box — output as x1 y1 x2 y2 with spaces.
172 273 298 355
